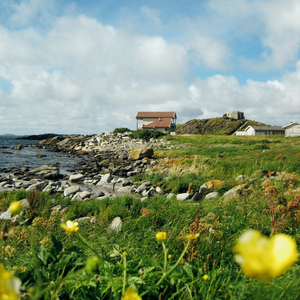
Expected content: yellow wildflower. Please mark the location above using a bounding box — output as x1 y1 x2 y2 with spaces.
168 254 172 259
156 232 166 241
0 264 21 300
185 233 199 240
203 275 209 280
9 201 23 216
233 229 298 281
61 220 79 233
122 287 142 300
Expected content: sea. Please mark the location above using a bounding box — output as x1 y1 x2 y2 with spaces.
0 135 83 176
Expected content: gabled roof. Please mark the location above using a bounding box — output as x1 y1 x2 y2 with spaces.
247 125 284 131
282 122 300 129
142 118 172 129
136 112 176 119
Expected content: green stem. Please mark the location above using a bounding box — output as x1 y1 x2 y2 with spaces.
76 233 102 261
157 240 191 287
162 242 168 273
122 254 127 295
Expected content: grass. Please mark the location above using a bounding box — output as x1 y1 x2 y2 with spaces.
1 134 300 299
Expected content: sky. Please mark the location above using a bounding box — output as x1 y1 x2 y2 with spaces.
1 0 300 135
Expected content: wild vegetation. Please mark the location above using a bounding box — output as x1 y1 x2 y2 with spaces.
1 134 300 299
176 117 266 135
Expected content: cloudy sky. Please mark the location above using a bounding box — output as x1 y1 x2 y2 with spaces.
1 0 300 135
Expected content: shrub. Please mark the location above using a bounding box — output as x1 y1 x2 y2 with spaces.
113 127 132 134
129 129 165 141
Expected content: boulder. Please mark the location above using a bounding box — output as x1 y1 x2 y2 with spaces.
64 185 81 197
96 173 112 186
223 184 248 199
11 144 23 150
69 173 84 182
199 180 225 196
128 148 154 160
27 165 60 180
26 181 49 192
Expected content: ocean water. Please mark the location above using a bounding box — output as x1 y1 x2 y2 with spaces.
0 135 83 174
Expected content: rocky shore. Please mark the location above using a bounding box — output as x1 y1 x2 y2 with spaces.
0 132 177 201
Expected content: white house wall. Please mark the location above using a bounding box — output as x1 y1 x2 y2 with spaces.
285 125 300 137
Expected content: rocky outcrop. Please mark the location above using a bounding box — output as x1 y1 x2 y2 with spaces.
176 117 247 135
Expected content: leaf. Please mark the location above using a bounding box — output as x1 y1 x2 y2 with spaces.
183 264 193 277
50 234 63 255
37 246 48 265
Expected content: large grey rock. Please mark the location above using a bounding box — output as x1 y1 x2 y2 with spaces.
96 173 112 186
64 185 81 197
90 191 105 199
117 186 134 195
27 165 60 180
69 174 84 182
11 144 23 150
26 181 49 192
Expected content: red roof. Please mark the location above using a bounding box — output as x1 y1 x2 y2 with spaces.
142 118 172 129
136 112 176 119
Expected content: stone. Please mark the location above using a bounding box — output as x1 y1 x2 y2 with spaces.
80 191 92 199
128 148 154 160
69 173 84 182
11 144 23 150
36 153 47 158
223 184 247 199
64 185 81 197
27 165 60 180
90 191 105 199
176 193 190 202
191 192 202 201
235 175 246 181
205 192 219 199
117 186 134 195
108 217 122 232
26 181 49 192
96 173 112 186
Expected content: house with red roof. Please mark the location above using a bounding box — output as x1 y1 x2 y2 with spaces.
136 112 177 133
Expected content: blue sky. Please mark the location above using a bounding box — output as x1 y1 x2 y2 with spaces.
0 0 300 134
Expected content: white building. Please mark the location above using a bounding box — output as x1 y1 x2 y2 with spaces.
136 112 177 133
283 122 300 137
236 125 285 136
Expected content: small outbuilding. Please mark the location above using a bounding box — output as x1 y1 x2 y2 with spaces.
283 122 300 137
236 125 285 136
227 111 245 120
136 112 177 133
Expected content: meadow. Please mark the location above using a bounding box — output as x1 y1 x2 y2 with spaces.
1 134 300 299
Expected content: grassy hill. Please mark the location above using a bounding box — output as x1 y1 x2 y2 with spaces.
176 116 267 135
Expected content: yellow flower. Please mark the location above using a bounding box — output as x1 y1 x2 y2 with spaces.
185 233 199 240
233 229 298 281
61 220 79 233
203 275 209 280
122 287 142 300
0 264 21 300
9 201 23 216
156 232 166 241
168 254 172 259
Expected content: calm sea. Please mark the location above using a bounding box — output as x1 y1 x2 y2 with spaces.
0 135 82 174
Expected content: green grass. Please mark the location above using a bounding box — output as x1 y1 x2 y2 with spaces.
1 134 300 299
